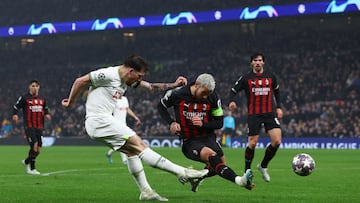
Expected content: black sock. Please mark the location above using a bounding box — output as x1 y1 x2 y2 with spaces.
209 155 237 183
261 144 279 168
245 147 255 172
29 150 39 170
204 165 217 178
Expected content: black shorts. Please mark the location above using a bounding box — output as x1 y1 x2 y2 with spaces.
25 128 43 147
182 135 224 162
247 114 281 136
223 128 235 135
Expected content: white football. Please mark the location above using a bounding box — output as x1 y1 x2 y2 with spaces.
292 153 315 176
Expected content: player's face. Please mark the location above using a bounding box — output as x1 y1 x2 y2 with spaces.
194 85 211 100
251 56 264 73
29 82 40 96
126 68 145 86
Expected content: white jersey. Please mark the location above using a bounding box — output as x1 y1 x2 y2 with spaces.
113 96 129 124
85 66 136 143
86 66 127 118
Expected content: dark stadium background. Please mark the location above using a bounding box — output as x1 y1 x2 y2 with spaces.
0 1 359 146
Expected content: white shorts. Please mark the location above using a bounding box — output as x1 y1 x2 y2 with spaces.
85 115 136 150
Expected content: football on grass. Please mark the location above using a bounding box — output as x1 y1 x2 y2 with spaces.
292 153 315 176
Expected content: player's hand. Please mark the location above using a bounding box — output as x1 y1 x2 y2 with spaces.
229 101 237 110
61 98 71 108
170 122 181 135
12 115 19 124
135 117 141 125
192 116 203 127
45 114 52 121
276 108 283 119
174 76 187 87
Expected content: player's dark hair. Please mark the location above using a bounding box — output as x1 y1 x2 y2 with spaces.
29 80 40 85
250 52 265 62
124 54 148 72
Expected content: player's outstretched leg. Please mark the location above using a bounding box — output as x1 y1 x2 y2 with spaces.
139 148 208 181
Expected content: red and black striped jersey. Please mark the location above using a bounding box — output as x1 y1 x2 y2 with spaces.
13 93 50 129
159 85 223 139
231 70 281 116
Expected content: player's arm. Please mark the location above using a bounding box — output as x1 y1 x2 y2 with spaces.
157 100 175 126
12 96 24 124
157 90 182 135
127 108 141 125
44 100 52 121
139 76 187 93
62 74 91 108
228 75 244 110
271 73 283 119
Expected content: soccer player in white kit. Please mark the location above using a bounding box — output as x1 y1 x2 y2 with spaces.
106 96 141 164
61 55 208 201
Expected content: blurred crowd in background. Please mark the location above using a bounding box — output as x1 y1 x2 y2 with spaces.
0 13 359 140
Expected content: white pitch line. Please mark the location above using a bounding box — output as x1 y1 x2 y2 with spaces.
41 167 124 176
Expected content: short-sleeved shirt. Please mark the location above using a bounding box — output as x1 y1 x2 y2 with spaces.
13 93 50 130
113 96 129 124
86 66 127 117
231 70 279 116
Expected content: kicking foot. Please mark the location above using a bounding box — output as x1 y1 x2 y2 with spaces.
184 168 209 179
178 168 208 185
257 164 270 182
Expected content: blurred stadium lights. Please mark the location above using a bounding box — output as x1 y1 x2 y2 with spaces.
0 0 358 38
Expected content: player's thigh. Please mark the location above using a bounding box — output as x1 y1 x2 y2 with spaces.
247 115 262 136
25 128 39 148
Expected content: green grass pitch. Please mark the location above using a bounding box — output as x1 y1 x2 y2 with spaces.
0 146 359 203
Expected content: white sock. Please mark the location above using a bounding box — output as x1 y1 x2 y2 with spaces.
235 175 245 186
120 152 128 164
127 156 152 192
107 149 115 156
139 147 185 177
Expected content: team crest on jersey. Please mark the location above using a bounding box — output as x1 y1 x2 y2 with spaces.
265 78 269 86
194 103 197 110
258 80 262 86
98 73 106 80
34 99 38 104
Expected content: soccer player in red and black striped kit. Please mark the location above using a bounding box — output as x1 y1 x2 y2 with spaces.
13 80 51 175
158 73 254 192
228 53 283 183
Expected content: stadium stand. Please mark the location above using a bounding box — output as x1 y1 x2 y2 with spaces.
0 9 358 139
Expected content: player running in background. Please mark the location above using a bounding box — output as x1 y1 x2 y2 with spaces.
228 53 283 182
13 80 51 175
61 54 208 201
106 95 141 164
158 73 254 192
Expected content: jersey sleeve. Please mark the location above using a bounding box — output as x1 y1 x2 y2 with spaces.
159 89 176 108
12 96 24 115
210 93 224 117
231 75 246 94
44 99 50 115
89 67 116 87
